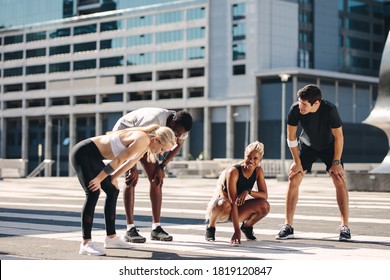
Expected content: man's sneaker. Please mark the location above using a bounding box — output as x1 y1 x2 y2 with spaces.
339 225 351 241
79 241 106 256
151 226 173 241
104 236 132 249
275 224 294 240
240 223 257 241
205 226 216 241
124 227 146 243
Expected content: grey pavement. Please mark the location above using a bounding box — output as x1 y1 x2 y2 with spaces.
0 174 389 260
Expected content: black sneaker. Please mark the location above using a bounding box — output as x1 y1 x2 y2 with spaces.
205 226 216 241
275 224 294 240
123 227 146 243
339 225 351 241
151 226 173 241
240 223 257 241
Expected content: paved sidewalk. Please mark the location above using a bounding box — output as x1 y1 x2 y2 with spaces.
0 175 389 260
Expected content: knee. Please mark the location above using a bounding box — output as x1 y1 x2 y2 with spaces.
257 200 270 215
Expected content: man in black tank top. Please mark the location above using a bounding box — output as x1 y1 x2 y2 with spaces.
276 84 351 241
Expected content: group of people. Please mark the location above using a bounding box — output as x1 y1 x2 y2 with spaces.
70 84 351 256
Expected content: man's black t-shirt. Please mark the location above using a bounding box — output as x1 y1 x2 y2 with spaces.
287 99 343 151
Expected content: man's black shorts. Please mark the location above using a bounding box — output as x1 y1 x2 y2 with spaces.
299 142 344 173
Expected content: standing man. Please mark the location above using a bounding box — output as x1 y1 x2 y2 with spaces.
113 107 193 242
275 84 351 241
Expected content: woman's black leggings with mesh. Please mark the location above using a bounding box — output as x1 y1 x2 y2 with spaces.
69 139 119 240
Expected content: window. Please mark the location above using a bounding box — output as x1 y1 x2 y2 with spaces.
187 47 205 60
27 82 46 91
27 48 46 58
100 38 124 49
127 16 153 28
188 67 204 77
156 11 183 25
26 31 46 42
187 27 205 40
27 99 45 107
188 87 204 98
4 51 23 61
232 3 246 20
101 20 123 32
50 45 70 56
157 89 182 99
232 23 246 40
188 7 205 20
74 59 96 71
74 24 97 36
128 91 152 101
74 41 97 53
346 19 370 33
128 72 152 82
127 53 152 65
49 62 70 73
49 28 71 39
233 43 245 60
51 97 70 106
156 49 183 63
4 67 23 77
233 64 246 75
4 84 23 93
5 100 23 109
26 65 46 75
156 30 184 44
100 56 124 68
101 93 123 103
4 34 23 45
346 37 370 51
157 69 183 80
127 34 152 46
347 0 369 15
75 95 96 104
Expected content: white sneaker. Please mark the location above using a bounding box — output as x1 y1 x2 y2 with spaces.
104 236 132 249
79 241 106 256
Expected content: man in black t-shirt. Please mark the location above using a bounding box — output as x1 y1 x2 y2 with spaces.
275 84 351 241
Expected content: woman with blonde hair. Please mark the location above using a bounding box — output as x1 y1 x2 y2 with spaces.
205 141 270 245
70 124 176 256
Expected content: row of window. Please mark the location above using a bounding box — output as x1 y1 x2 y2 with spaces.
0 7 206 46
1 27 206 61
339 35 384 52
2 87 206 109
2 68 205 94
339 18 385 35
2 47 205 77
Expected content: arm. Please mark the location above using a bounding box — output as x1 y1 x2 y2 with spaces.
287 124 304 178
250 167 268 200
88 133 149 191
329 126 345 181
226 167 241 244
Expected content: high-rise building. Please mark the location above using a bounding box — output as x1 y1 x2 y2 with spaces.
0 0 389 176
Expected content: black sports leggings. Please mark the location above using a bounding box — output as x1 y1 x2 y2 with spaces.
69 139 119 240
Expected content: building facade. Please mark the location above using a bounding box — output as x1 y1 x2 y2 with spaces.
0 0 389 176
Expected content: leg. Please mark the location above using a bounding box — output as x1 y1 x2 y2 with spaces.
285 172 304 226
330 173 349 226
238 199 270 227
206 197 231 241
141 157 161 224
208 197 232 227
123 166 139 225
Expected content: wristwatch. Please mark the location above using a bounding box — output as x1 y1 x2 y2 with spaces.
333 160 341 165
159 163 167 171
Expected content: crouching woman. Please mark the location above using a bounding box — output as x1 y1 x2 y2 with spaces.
205 141 270 245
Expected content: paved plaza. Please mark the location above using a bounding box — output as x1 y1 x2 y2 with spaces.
0 174 389 261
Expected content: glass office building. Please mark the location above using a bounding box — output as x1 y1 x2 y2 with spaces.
0 0 389 176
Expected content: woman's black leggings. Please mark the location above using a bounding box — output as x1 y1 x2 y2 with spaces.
69 139 119 240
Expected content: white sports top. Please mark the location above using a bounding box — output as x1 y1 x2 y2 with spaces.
110 133 127 157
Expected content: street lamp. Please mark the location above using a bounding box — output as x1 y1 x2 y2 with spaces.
277 73 290 181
